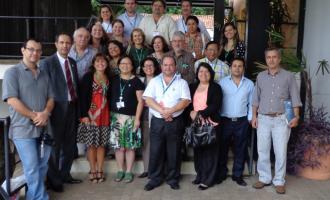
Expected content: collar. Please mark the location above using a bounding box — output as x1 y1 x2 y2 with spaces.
267 68 282 76
204 57 219 64
20 61 40 72
56 52 69 65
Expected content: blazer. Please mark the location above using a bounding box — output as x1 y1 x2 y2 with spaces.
39 53 80 102
79 71 111 118
188 81 222 123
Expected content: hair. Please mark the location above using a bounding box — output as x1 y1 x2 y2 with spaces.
117 55 136 74
220 22 240 50
90 53 111 77
55 32 72 43
107 40 125 59
112 19 125 28
185 15 201 32
205 41 220 50
99 4 114 23
130 28 146 47
139 57 161 77
150 35 170 53
152 0 166 8
88 22 109 46
230 57 246 68
73 27 90 39
161 55 177 66
195 62 215 83
264 46 281 58
22 38 41 48
171 31 185 41
125 0 138 3
181 0 192 6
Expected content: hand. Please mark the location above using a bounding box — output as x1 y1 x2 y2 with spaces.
289 117 299 128
190 111 198 120
134 119 140 131
160 107 173 119
80 117 90 124
33 111 49 127
251 116 258 129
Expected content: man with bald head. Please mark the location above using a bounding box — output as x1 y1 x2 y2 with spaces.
69 27 96 79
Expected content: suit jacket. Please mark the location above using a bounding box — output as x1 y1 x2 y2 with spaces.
188 81 222 123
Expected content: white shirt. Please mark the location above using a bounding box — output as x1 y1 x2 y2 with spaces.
56 52 74 101
176 16 211 40
139 14 177 45
102 21 112 33
143 73 191 118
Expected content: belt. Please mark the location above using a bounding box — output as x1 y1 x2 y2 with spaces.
263 113 284 117
222 116 247 122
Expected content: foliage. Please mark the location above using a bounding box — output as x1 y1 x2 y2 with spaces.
287 107 330 175
91 0 101 15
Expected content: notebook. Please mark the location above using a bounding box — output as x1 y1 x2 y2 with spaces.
283 100 294 125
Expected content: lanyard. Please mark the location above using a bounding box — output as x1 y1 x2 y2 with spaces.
135 48 144 66
205 58 218 70
125 12 137 28
119 78 129 100
161 75 176 95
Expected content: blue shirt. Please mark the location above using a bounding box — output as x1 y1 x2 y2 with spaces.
117 12 144 40
219 75 254 121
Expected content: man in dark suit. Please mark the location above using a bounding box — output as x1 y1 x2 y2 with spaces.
40 33 82 192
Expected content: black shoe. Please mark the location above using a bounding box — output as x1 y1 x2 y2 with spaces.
138 172 148 178
63 177 83 184
216 176 227 184
232 176 247 186
169 183 180 190
198 184 209 190
192 179 200 185
144 183 156 191
46 181 64 193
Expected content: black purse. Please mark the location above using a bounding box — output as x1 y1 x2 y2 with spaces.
183 112 217 148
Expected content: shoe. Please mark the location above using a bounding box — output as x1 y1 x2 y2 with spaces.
253 181 271 189
115 171 125 182
198 184 209 190
169 183 180 190
275 185 286 194
138 172 148 178
192 179 200 185
97 171 106 183
63 177 83 184
123 172 134 183
88 171 98 183
46 181 63 193
232 176 247 186
216 176 227 184
144 183 156 191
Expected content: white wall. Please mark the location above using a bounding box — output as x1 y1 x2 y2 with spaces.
303 0 330 113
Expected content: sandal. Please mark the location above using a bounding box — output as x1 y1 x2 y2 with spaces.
123 172 134 183
115 171 125 182
89 171 98 183
97 171 106 183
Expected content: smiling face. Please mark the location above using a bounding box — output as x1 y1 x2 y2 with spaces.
187 19 198 33
205 43 219 61
230 59 245 78
91 23 104 39
108 42 121 58
152 1 165 16
112 22 124 36
74 28 90 48
142 60 156 77
224 25 236 40
197 66 211 84
55 34 72 58
100 7 112 21
94 56 108 73
21 40 42 65
181 1 192 16
153 37 164 52
119 57 134 75
171 35 184 52
161 57 176 77
132 30 143 46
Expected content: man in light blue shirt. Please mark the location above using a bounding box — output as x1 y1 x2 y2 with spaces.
117 0 144 40
218 57 254 186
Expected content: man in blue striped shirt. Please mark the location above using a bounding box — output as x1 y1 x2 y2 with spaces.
218 57 254 186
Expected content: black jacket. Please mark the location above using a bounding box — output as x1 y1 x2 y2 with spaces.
79 71 111 118
188 81 222 123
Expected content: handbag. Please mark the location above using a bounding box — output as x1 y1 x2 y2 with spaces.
183 112 217 148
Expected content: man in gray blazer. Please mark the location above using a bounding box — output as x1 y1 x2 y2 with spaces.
40 33 82 192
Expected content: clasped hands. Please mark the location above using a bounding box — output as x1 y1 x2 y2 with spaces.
160 107 174 121
31 111 49 127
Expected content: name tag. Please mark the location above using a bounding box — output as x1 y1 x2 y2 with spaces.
116 101 125 109
153 31 160 37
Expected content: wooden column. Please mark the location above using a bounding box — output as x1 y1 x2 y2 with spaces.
214 0 224 42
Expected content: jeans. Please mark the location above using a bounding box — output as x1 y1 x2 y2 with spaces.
14 138 51 200
256 114 291 186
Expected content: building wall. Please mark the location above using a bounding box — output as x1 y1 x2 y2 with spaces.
303 0 330 113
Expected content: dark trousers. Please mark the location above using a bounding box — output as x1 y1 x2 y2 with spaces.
148 115 183 186
47 102 78 185
218 117 249 178
194 125 220 186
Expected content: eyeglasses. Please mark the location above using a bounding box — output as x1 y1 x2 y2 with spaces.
119 62 132 66
25 47 42 54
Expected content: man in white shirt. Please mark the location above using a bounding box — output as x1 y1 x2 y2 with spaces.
143 55 191 191
139 0 177 45
117 0 144 40
176 0 211 40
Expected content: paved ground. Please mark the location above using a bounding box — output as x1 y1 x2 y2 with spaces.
49 173 330 200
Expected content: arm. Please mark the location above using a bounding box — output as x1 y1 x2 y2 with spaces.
134 90 144 130
247 82 254 122
199 84 222 118
7 97 36 120
251 106 258 128
289 107 300 128
33 98 54 126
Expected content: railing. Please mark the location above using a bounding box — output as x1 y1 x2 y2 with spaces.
0 16 97 59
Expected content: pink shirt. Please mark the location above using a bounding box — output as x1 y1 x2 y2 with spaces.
193 88 208 111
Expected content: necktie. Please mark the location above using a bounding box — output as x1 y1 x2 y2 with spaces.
64 59 77 100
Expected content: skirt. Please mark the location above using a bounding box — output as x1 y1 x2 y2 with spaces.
109 112 142 149
77 123 110 147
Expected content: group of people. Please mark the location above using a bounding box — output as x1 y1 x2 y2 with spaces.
1 0 302 199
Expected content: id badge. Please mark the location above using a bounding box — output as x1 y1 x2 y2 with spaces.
153 31 160 37
116 101 125 109
192 51 196 58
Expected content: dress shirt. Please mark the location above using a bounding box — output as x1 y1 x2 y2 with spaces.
176 15 211 40
194 57 230 82
102 21 112 33
117 12 144 39
56 52 75 101
68 45 96 79
143 73 191 118
253 68 302 114
139 14 177 45
220 75 254 121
